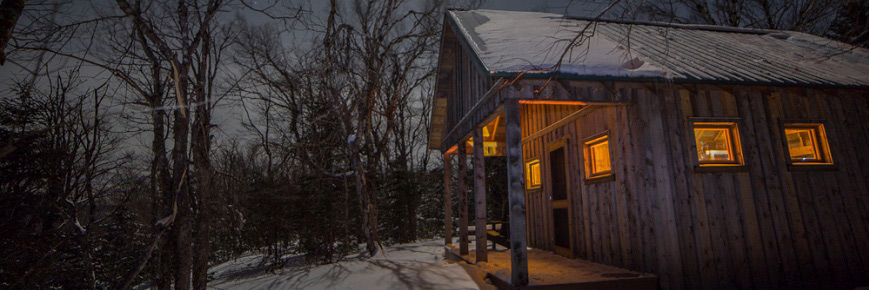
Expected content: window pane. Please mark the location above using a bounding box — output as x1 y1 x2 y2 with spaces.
530 162 540 186
526 160 541 188
590 141 611 174
785 128 820 161
694 127 733 162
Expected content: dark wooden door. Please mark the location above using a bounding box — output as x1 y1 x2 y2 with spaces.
548 141 573 257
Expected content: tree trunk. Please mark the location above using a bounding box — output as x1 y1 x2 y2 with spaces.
0 0 24 65
191 41 212 290
351 146 378 256
171 65 192 290
150 90 173 290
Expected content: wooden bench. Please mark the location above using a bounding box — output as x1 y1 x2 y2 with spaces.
486 221 510 250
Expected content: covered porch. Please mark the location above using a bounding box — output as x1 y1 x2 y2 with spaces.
444 241 656 289
435 78 641 288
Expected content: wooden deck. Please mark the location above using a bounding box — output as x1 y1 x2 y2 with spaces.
445 244 657 289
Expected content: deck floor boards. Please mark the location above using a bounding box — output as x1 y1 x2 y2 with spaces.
445 244 656 288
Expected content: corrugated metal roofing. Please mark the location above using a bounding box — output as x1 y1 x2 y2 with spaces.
448 9 869 87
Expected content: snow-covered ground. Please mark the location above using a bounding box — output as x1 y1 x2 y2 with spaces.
207 240 479 290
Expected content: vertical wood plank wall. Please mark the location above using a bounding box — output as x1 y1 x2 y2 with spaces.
443 23 495 139
519 83 869 289
520 103 583 253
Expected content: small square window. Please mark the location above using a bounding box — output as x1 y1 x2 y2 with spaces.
584 135 612 178
784 123 832 164
525 159 541 189
693 121 743 166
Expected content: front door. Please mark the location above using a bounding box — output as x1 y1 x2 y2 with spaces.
548 140 573 257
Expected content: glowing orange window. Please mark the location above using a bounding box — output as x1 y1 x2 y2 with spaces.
693 122 743 166
585 135 612 178
785 124 832 164
525 159 541 189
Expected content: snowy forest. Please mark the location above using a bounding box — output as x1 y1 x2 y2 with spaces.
0 0 865 289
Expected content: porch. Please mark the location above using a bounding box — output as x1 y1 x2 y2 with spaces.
436 81 632 287
444 241 656 289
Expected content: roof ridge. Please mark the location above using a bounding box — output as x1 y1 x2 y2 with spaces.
561 15 780 35
454 9 783 35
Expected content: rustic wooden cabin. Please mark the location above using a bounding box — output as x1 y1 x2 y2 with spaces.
429 9 869 289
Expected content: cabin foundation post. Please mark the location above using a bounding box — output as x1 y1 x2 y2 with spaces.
473 128 488 262
458 142 469 255
443 152 453 246
504 99 529 286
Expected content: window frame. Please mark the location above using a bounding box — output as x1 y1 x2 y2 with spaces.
780 119 836 171
525 159 542 190
689 117 746 172
583 131 615 184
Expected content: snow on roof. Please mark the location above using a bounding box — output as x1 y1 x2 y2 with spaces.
447 9 869 87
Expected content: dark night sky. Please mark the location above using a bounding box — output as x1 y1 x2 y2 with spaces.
0 0 620 154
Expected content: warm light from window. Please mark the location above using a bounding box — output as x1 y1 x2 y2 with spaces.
585 135 612 178
483 141 502 156
785 124 832 164
526 159 541 189
693 122 742 166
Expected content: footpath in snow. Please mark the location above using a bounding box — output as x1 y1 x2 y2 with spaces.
207 240 479 290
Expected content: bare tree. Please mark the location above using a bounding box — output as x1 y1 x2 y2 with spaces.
6 0 234 287
0 0 24 65
113 1 230 289
232 0 443 257
1 63 133 288
323 0 443 256
827 0 868 47
639 0 842 35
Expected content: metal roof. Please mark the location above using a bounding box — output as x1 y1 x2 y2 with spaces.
448 9 869 87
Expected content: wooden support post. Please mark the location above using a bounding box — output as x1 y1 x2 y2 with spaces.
443 153 453 246
474 128 488 263
458 142 469 255
504 99 529 286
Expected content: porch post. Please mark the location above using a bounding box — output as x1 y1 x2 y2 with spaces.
504 99 529 286
443 152 453 246
473 128 488 262
458 142 469 255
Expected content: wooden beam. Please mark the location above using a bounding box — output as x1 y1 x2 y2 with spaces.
447 105 505 153
488 115 501 142
518 100 587 105
504 99 529 286
523 106 595 143
458 142 469 255
517 79 635 103
444 145 458 156
443 153 453 246
473 128 488 262
440 79 507 151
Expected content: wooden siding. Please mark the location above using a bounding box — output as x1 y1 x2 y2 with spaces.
441 23 496 149
431 20 498 150
669 86 869 289
520 102 583 255
520 84 869 289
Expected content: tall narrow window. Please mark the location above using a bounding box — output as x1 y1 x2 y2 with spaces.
584 134 612 178
693 121 743 166
784 123 832 164
525 159 541 189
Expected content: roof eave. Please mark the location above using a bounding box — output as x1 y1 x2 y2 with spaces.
489 71 869 90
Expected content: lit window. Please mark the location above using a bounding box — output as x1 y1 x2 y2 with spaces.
483 141 502 156
584 135 612 178
693 122 743 166
784 123 832 164
525 159 541 189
